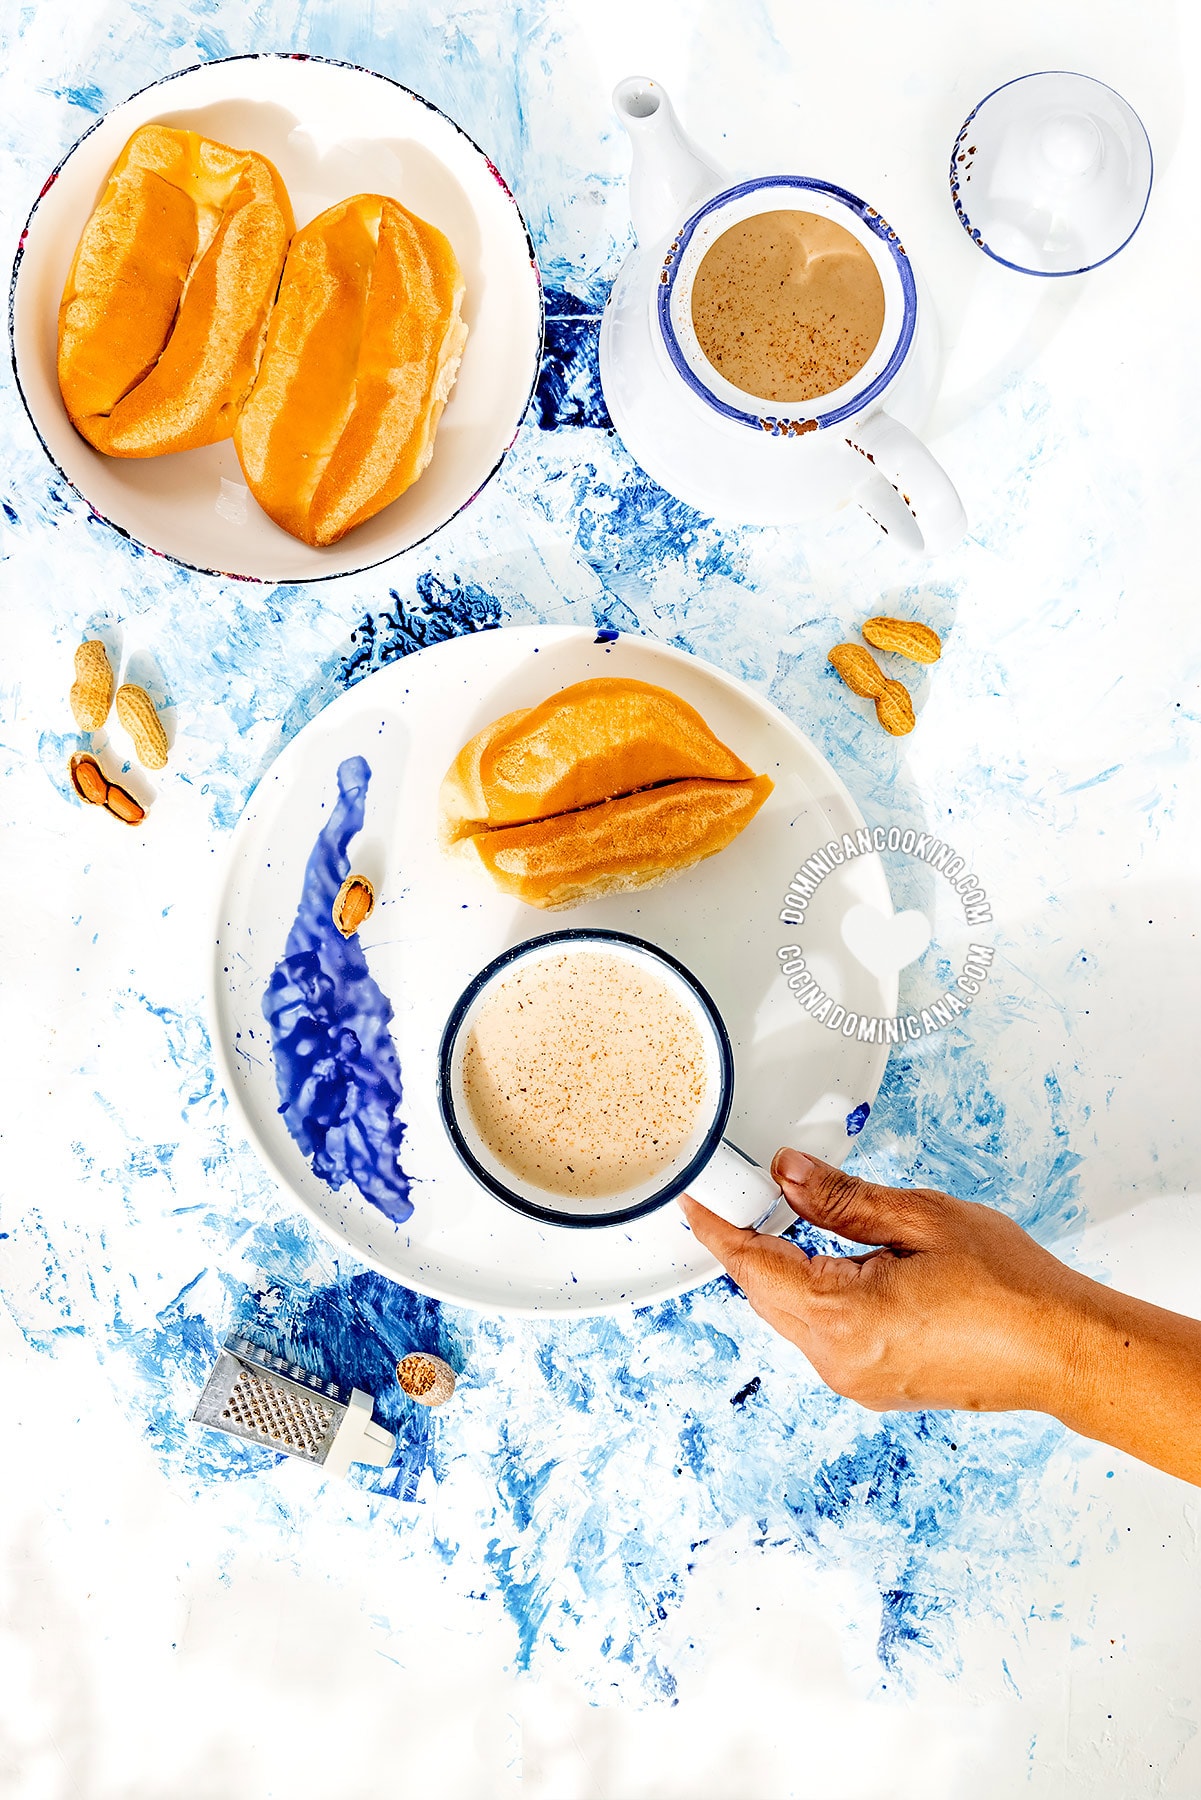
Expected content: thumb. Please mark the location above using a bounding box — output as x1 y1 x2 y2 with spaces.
677 1191 758 1266
770 1148 939 1250
678 1191 818 1298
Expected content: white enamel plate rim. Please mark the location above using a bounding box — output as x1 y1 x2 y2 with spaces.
210 626 897 1316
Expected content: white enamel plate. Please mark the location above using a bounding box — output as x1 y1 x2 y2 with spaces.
10 54 542 581
211 627 897 1315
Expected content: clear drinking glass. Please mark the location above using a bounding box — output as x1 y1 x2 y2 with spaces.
950 72 1153 277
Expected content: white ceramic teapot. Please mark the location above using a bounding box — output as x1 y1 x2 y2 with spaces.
599 77 967 555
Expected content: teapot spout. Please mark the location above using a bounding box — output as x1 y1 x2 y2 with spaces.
613 77 725 246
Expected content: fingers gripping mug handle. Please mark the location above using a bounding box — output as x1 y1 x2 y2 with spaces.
844 408 967 556
687 1140 783 1230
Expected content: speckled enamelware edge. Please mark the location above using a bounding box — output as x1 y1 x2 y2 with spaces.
656 174 918 433
8 51 546 583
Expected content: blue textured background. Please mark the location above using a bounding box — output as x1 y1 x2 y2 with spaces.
4 0 1155 1716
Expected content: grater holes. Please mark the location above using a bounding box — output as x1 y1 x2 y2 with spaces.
225 1367 335 1456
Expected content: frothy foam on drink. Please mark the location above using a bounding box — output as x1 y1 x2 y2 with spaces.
690 208 886 404
461 951 710 1199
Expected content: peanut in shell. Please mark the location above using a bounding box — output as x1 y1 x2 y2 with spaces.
875 678 916 737
827 644 915 737
70 751 109 806
115 683 168 771
333 874 375 937
861 616 942 664
70 640 114 731
68 751 146 825
828 642 888 699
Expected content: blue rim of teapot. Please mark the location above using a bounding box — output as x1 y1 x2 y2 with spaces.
656 175 918 434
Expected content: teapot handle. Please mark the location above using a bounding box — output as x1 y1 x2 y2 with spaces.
843 408 967 556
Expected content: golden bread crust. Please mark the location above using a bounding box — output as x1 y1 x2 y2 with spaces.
438 679 774 909
57 125 293 457
234 195 467 546
460 774 775 910
438 706 534 848
438 678 756 841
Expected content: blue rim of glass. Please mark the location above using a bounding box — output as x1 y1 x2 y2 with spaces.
656 174 919 433
436 928 735 1230
948 70 1154 278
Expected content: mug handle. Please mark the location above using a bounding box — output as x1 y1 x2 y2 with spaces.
844 408 967 556
685 1139 783 1231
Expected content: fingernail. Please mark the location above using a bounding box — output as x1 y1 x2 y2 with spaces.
772 1148 814 1184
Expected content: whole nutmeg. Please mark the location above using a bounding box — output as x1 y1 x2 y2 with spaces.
397 1352 456 1408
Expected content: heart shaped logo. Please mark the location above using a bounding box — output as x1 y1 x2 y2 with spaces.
841 903 931 979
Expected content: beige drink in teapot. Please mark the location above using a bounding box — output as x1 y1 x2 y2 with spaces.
599 78 967 556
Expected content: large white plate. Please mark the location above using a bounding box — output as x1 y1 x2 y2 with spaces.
10 54 542 582
211 626 897 1315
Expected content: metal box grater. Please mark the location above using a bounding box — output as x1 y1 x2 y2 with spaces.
192 1337 395 1477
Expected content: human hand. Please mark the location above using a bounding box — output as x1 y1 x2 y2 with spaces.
680 1149 1093 1416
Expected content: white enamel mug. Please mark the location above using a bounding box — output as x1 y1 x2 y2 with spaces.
437 929 781 1231
655 175 967 555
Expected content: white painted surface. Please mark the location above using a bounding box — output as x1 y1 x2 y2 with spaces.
1 0 1199 1795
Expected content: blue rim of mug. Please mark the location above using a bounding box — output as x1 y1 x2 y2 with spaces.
655 174 919 434
436 928 735 1230
948 71 1154 278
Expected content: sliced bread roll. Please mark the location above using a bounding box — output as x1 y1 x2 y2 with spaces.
440 678 756 842
234 194 467 546
461 774 775 910
439 677 773 910
57 125 293 456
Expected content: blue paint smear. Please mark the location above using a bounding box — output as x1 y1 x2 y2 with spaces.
230 1269 450 1497
262 757 412 1224
878 1587 944 1671
57 80 104 111
19 979 1089 1705
341 573 502 688
533 282 613 431
1062 764 1122 794
846 1100 871 1136
531 454 740 612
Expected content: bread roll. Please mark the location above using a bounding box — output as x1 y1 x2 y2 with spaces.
439 678 774 909
57 125 293 457
440 678 756 842
462 774 775 910
234 195 467 547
